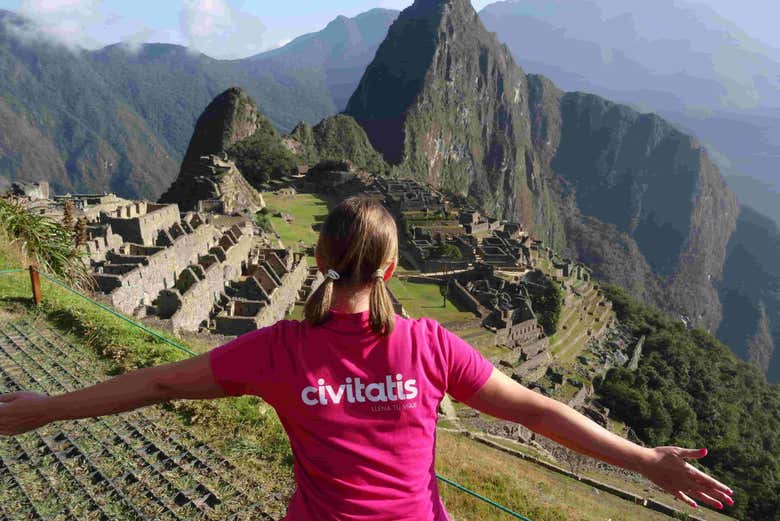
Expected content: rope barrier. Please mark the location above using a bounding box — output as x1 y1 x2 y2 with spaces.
5 265 533 520
436 474 534 521
33 269 197 357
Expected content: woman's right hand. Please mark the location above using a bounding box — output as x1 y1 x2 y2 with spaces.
638 446 735 510
0 391 52 436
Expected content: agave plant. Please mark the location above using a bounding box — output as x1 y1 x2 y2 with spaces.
0 198 93 290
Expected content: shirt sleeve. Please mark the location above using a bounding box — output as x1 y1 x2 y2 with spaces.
436 322 495 402
208 322 284 397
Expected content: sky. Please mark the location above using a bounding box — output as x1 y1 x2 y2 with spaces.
0 0 777 59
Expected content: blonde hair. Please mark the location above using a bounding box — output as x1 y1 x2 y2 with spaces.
304 196 398 335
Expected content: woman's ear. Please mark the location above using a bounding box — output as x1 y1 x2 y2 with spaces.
383 260 396 281
315 253 325 275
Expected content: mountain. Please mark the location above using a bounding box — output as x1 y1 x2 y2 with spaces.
346 0 563 243
288 114 388 174
0 10 178 199
158 87 269 213
478 0 780 202
0 8 397 200
344 0 780 379
717 206 780 378
248 9 399 112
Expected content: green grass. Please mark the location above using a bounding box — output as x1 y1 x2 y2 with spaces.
262 192 329 264
0 235 294 486
436 430 730 521
388 278 477 324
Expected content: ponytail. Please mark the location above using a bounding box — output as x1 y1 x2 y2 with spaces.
369 270 395 336
304 196 399 335
304 275 335 326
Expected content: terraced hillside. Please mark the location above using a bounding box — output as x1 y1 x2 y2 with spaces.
0 319 278 521
548 279 614 364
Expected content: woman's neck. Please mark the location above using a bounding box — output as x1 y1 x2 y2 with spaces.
330 285 371 313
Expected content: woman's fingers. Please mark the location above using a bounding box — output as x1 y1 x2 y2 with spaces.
694 491 723 510
688 464 733 495
707 488 735 506
674 490 698 509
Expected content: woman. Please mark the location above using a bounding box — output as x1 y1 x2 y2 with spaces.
0 196 733 520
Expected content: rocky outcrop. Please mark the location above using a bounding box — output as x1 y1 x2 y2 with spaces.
159 154 265 214
167 87 266 182
159 88 267 213
748 306 774 375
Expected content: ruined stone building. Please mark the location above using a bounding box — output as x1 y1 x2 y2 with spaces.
73 196 313 336
213 249 315 336
450 269 548 354
376 178 448 213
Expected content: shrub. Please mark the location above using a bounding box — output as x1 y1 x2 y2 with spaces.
0 198 92 289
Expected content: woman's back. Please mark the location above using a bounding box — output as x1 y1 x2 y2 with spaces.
209 310 493 521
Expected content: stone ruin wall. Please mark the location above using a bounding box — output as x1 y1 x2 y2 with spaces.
84 224 124 262
159 225 254 332
100 202 180 246
214 253 310 335
255 255 309 327
96 219 222 315
496 317 549 358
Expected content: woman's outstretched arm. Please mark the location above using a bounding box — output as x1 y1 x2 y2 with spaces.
0 353 226 436
463 368 735 511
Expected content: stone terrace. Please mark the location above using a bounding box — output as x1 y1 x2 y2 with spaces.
213 249 314 336
93 212 229 316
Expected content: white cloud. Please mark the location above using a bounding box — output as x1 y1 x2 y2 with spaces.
15 0 107 49
180 0 267 59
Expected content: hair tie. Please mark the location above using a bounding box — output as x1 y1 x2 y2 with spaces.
326 269 340 281
372 268 385 280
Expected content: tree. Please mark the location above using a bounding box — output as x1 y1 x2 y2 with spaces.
434 242 462 261
228 122 297 187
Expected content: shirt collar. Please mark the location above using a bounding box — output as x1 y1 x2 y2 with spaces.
321 309 373 334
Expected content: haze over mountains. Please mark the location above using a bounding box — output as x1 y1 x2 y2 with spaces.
479 0 780 226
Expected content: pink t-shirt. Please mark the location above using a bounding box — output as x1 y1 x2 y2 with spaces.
209 310 495 521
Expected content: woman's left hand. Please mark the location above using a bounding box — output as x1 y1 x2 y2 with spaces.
0 391 52 436
640 446 734 510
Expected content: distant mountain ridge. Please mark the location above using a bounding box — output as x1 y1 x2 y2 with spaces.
479 0 780 197
0 7 398 199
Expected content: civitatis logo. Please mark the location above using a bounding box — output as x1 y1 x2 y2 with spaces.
300 374 418 406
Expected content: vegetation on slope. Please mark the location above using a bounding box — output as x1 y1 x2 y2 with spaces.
0 224 293 493
228 118 298 187
597 284 780 520
525 269 564 335
0 8 397 199
289 114 388 174
0 199 90 289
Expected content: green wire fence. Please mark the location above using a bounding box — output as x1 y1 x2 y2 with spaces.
1 266 533 521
